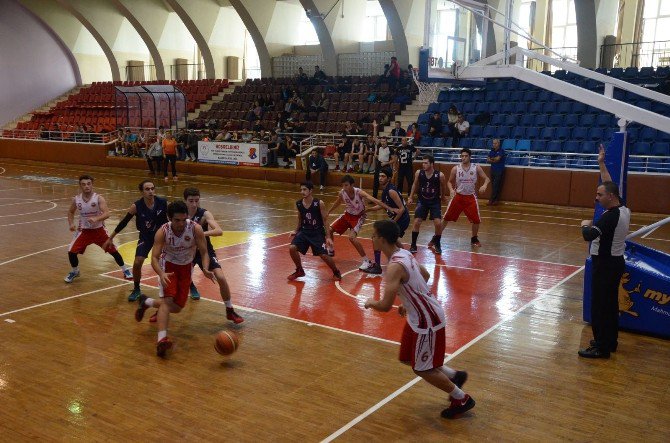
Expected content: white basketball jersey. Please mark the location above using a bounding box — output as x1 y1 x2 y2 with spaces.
390 249 446 333
455 163 477 195
341 187 366 216
160 219 197 265
75 193 103 230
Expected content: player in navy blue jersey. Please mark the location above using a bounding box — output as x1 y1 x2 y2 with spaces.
104 180 168 301
288 181 342 281
183 188 244 324
407 155 448 254
377 167 410 242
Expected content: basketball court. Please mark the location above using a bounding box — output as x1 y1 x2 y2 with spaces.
2 160 670 440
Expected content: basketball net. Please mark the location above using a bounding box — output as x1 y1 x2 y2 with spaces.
412 68 443 105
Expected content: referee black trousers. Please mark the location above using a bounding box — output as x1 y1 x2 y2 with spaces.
590 255 625 351
396 166 414 196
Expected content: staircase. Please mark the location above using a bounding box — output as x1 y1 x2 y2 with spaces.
2 85 85 131
379 99 423 136
186 83 237 122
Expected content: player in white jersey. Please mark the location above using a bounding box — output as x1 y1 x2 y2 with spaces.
326 174 390 274
134 201 213 358
365 220 475 419
64 175 131 283
439 148 490 247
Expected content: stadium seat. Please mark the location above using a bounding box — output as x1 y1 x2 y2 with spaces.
540 127 556 140
572 127 588 141
555 127 572 141
546 140 563 152
651 142 670 156
587 127 604 141
564 141 580 153
502 139 516 150
631 142 652 155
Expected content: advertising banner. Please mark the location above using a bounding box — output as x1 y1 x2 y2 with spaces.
198 141 267 166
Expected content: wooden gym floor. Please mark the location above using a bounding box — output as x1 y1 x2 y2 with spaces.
0 159 669 441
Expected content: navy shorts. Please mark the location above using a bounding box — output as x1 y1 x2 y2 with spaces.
194 249 221 271
135 235 155 258
415 199 442 220
396 214 410 237
292 230 327 256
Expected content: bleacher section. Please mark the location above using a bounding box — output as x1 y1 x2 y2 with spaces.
420 67 670 173
10 79 228 135
191 76 416 134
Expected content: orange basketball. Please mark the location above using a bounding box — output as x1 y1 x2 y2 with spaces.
214 330 239 356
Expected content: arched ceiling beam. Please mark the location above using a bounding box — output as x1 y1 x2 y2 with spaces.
299 0 337 75
229 0 272 78
165 0 216 78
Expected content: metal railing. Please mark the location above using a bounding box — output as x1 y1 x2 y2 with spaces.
600 40 670 69
524 47 578 72
169 63 205 81
0 129 114 144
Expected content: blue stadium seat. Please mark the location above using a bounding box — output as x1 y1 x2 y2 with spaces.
540 127 556 140
534 114 548 126
470 125 483 137
509 91 524 102
438 91 450 102
564 114 579 127
485 91 499 101
512 127 526 138
623 67 639 79
546 140 563 152
516 139 531 151
651 142 670 156
548 114 564 126
523 91 538 102
639 126 657 141
420 136 433 147
488 102 502 114
609 67 624 78
432 137 445 147
483 126 497 138
496 126 512 138
556 101 572 114
474 102 489 113
490 114 504 126
626 127 639 142
460 138 473 148
542 102 556 113
504 114 518 126
639 66 654 79
637 100 652 111
572 127 588 141
655 66 670 78
525 127 540 139
556 127 572 141
427 103 440 113
462 102 476 113
580 141 596 154
444 137 453 147
529 102 543 114
418 113 430 124
554 70 568 79
588 127 604 141
537 90 552 102
595 114 611 127
502 139 516 150
419 124 429 134
631 142 652 155
572 102 587 114
579 114 596 126
533 140 547 152
501 102 516 114
564 141 580 153
439 102 451 113
520 114 535 126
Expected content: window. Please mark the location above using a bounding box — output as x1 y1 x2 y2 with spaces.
362 1 388 42
244 31 261 80
517 0 536 48
298 11 320 45
552 0 577 49
640 0 670 66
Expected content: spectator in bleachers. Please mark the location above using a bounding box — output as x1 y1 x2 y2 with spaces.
390 121 406 143
177 128 188 160
348 138 364 172
428 112 443 138
74 125 86 143
306 148 328 190
216 121 234 141
372 132 395 198
146 136 163 176
312 65 328 84
360 134 377 174
265 131 280 167
334 133 353 171
125 129 139 157
446 105 459 133
376 64 391 86
311 93 329 112
279 135 298 168
248 100 264 122
157 126 166 145
185 129 199 162
51 124 62 141
486 138 506 206
162 130 179 182
406 123 422 146
39 125 49 140
388 56 401 90
114 129 125 155
297 67 309 85
263 93 275 110
240 130 253 142
452 113 470 148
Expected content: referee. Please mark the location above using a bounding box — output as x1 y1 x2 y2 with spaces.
578 146 631 359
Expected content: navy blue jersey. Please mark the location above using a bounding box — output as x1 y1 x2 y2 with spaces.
135 196 168 238
381 183 408 219
396 145 415 169
297 198 324 231
190 207 215 254
418 169 441 202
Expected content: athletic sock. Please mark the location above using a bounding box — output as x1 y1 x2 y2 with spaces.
374 250 381 265
434 235 442 246
471 236 479 243
72 266 79 273
224 300 233 308
411 231 419 247
441 366 457 378
145 298 155 307
157 330 167 342
134 281 140 291
449 386 465 400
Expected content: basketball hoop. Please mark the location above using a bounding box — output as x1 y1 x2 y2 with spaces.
412 68 443 105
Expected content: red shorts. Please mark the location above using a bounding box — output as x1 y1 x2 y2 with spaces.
398 322 446 371
443 193 481 224
331 212 366 235
68 227 118 254
159 261 193 308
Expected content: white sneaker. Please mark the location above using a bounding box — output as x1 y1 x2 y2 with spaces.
358 258 371 271
320 185 324 190
64 269 80 283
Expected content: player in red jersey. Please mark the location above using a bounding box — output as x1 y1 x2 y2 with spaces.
65 175 131 283
365 219 475 419
134 201 213 358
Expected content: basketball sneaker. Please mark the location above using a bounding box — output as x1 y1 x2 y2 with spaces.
226 307 244 324
190 283 200 300
362 262 383 275
333 269 342 280
135 294 148 322
122 268 133 280
327 246 335 257
409 245 418 254
471 236 481 247
441 394 475 419
64 269 80 283
128 287 141 302
358 258 372 271
450 370 468 388
433 243 442 255
287 268 306 281
156 337 173 358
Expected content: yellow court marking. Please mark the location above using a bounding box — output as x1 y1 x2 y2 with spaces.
117 231 276 263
